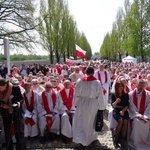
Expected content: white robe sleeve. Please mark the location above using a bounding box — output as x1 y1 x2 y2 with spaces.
129 91 139 119
53 92 67 114
73 79 81 107
96 80 105 110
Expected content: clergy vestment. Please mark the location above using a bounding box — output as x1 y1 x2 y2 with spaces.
55 87 75 138
69 72 83 83
22 90 38 137
37 90 60 136
94 70 111 108
73 75 105 146
128 89 150 150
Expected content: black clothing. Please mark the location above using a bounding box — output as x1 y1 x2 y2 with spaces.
111 93 129 121
31 67 39 75
0 86 26 150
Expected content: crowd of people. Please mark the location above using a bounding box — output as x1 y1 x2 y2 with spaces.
0 60 150 150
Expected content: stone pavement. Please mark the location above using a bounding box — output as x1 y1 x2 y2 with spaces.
0 104 135 150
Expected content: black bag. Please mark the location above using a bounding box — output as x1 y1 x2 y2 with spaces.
95 110 103 132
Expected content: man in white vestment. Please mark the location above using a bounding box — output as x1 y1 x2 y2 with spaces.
128 79 150 150
94 63 111 109
22 82 38 138
73 66 105 146
37 82 60 144
31 79 45 94
49 64 58 75
56 80 75 143
50 78 61 93
69 66 83 83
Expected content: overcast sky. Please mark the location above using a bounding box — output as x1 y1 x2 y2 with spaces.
67 0 132 54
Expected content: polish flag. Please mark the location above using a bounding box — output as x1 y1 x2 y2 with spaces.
75 44 87 58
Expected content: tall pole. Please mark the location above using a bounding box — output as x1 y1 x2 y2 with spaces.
4 37 10 75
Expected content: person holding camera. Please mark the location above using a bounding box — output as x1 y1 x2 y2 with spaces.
0 78 26 150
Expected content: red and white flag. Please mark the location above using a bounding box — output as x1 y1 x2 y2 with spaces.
75 44 87 58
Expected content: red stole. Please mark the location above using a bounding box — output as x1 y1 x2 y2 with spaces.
56 66 62 75
146 86 150 91
49 68 56 73
98 70 107 83
133 90 146 115
131 83 135 90
8 74 13 78
81 75 97 81
24 91 35 126
111 75 117 80
42 90 56 130
98 71 107 95
21 81 25 88
60 88 74 110
56 86 61 91
125 86 130 93
138 75 142 79
42 90 56 113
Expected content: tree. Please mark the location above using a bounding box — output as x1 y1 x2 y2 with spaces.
121 0 132 56
0 0 38 52
38 0 91 63
100 33 111 60
126 0 150 61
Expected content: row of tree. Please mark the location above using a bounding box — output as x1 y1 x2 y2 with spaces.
0 54 47 61
0 0 92 63
100 0 150 62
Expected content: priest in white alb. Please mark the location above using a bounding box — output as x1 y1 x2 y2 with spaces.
94 62 111 109
22 82 39 138
128 79 150 150
55 80 75 143
73 66 105 146
37 82 60 144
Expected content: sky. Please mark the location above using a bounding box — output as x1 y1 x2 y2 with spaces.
1 0 131 56
67 0 129 54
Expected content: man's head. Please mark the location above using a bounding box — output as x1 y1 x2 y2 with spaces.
136 79 146 92
74 66 80 73
24 82 31 93
99 63 105 71
45 82 53 92
31 79 39 88
50 78 57 87
86 66 94 75
63 80 71 89
82 66 87 74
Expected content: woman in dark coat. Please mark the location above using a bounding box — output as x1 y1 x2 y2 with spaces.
0 78 26 150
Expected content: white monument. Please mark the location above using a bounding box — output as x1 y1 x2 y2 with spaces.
4 37 10 75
